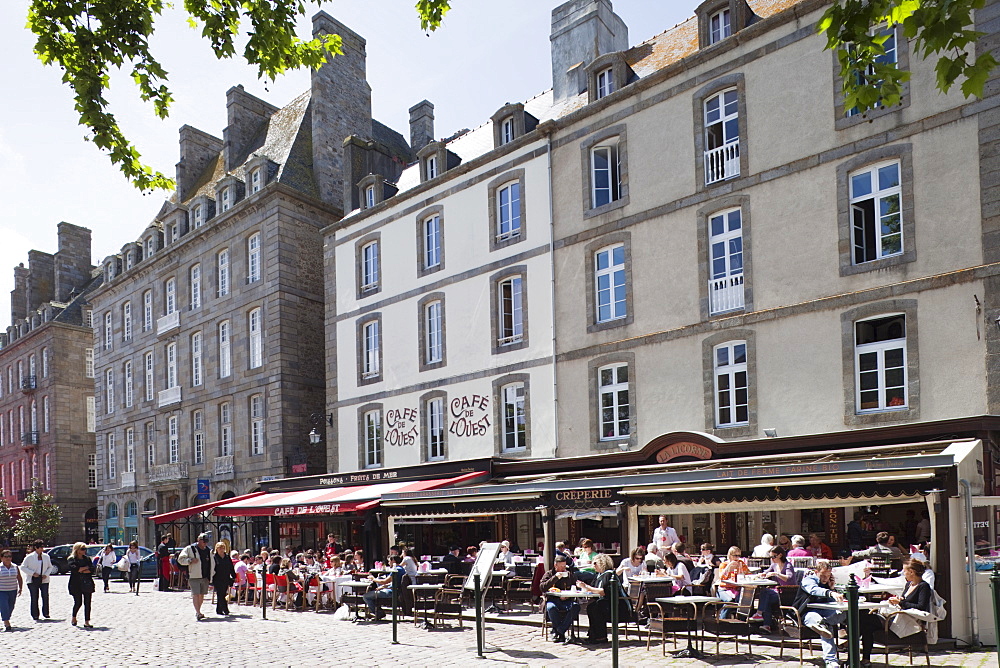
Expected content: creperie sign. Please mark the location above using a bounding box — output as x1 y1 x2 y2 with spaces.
274 504 341 516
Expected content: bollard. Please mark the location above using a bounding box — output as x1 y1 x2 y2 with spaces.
391 569 399 644
846 573 860 668
260 567 267 621
474 572 484 658
609 574 619 668
991 563 1000 666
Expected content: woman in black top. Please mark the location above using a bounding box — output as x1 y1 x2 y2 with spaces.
211 542 236 616
67 542 96 627
577 553 632 644
859 560 932 666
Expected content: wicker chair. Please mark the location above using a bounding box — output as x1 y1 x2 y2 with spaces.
505 577 535 612
773 584 826 665
433 585 465 628
870 611 931 666
702 584 757 656
645 582 692 654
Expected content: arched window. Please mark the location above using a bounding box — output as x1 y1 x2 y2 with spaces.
107 502 119 519
124 501 138 518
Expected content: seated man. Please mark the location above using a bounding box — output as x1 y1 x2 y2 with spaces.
362 555 404 621
539 556 580 644
441 546 463 576
795 559 846 668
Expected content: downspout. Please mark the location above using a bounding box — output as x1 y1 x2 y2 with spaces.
544 126 560 457
959 478 980 647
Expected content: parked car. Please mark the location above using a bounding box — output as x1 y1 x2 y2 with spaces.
45 544 74 575
85 545 158 581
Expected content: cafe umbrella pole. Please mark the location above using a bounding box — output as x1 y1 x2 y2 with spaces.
846 573 860 668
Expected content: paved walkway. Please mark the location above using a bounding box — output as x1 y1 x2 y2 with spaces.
0 576 996 667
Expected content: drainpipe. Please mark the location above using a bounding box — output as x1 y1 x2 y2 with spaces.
544 126 560 457
960 478 980 647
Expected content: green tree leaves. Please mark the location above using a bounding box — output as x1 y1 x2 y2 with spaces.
13 480 62 545
820 0 997 118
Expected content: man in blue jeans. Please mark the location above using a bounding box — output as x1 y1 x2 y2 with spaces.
540 556 580 644
363 555 403 621
798 560 847 668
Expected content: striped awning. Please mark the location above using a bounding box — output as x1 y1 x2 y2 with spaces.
211 471 488 517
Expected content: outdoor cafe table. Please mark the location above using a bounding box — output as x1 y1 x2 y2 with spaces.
408 583 443 627
859 583 904 595
543 590 600 640
655 595 720 659
808 601 885 613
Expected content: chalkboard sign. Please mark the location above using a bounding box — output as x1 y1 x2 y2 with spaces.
464 542 502 592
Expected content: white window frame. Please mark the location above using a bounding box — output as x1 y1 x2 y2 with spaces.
193 410 204 464
847 27 898 117
363 409 382 468
143 290 153 331
145 422 155 467
145 236 154 259
125 427 135 473
104 311 113 351
192 204 204 228
250 394 264 455
703 88 740 184
220 402 232 457
169 222 179 244
424 215 441 269
166 342 177 389
500 117 515 145
41 348 48 378
497 276 524 346
165 277 176 315
217 249 230 297
190 264 201 310
248 308 263 369
124 360 133 408
105 368 115 414
500 383 527 452
362 320 380 379
595 244 627 323
596 67 615 99
220 186 231 212
496 182 521 241
88 453 97 489
713 341 749 427
42 396 49 433
143 352 154 402
125 251 134 270
426 155 438 180
219 320 231 378
709 7 732 44
365 184 376 209
86 397 95 433
590 141 621 208
250 168 261 194
122 301 132 341
168 415 178 463
426 397 445 461
425 301 443 364
598 363 630 441
849 160 903 264
191 331 202 387
247 232 261 283
855 314 908 413
707 207 745 314
107 433 117 479
361 241 379 292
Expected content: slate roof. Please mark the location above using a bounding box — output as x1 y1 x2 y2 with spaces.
386 0 809 202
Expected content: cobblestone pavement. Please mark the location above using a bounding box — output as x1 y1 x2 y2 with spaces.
0 577 997 667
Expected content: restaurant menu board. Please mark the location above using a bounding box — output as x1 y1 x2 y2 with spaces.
464 542 501 592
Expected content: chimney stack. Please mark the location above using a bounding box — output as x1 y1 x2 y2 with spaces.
10 263 28 325
408 100 435 154
224 85 279 172
550 0 628 103
54 222 92 303
176 125 224 202
26 250 55 313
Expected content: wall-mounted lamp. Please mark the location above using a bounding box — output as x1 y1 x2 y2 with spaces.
763 428 778 438
308 428 321 445
310 412 334 427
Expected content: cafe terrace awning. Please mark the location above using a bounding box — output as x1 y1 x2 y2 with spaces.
211 471 488 517
151 491 266 524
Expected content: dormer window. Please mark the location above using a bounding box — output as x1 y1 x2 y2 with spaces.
365 185 376 209
145 236 154 259
125 251 134 270
220 187 231 212
426 156 438 180
417 141 456 184
250 168 261 194
709 8 731 43
500 118 515 145
596 68 615 99
169 222 179 244
192 204 203 229
106 262 115 281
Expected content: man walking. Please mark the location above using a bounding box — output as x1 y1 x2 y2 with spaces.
19 540 51 620
177 533 214 621
157 534 172 591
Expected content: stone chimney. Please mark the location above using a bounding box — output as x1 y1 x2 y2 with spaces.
224 85 279 172
27 250 55 313
54 222 92 303
310 11 373 213
176 125 224 202
408 100 435 154
10 263 28 325
550 0 628 103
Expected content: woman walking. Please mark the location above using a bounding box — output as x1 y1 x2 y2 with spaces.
68 542 95 627
211 542 236 616
0 549 24 631
126 541 142 595
98 544 117 593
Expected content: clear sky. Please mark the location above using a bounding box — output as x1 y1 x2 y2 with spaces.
0 0 696 326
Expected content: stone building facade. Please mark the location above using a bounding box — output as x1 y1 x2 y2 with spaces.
89 12 411 547
0 223 98 544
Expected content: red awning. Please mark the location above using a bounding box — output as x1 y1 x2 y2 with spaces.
151 491 266 524
212 471 488 517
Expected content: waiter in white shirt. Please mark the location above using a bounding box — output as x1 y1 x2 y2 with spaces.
19 539 52 620
652 516 679 550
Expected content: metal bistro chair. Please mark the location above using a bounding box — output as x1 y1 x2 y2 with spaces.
645 582 692 654
746 557 769 570
505 576 535 612
871 610 932 666
773 584 823 666
339 573 370 620
790 556 817 570
703 583 758 656
433 582 465 628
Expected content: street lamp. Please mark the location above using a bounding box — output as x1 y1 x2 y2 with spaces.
308 428 321 445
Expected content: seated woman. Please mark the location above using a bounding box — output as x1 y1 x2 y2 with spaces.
859 560 933 667
662 553 692 595
464 546 479 563
400 548 418 585
717 546 750 618
615 547 646 579
577 553 630 644
574 539 598 584
277 557 298 603
752 546 796 634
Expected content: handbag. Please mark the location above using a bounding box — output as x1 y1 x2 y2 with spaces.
116 555 130 572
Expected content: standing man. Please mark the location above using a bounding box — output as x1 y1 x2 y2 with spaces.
157 534 172 592
177 533 214 621
652 516 679 550
324 534 341 560
19 540 51 620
